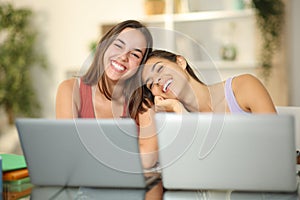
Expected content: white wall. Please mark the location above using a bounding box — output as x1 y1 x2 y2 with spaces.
288 0 300 106
7 0 144 118
3 0 297 117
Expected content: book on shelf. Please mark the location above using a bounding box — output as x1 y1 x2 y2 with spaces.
2 168 29 181
0 154 27 172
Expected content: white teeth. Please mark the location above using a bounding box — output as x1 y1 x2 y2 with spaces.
163 79 173 92
112 61 125 71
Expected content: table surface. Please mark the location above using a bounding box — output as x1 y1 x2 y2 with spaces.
2 177 300 200
2 165 300 199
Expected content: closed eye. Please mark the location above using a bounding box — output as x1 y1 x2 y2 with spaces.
114 43 123 49
145 79 153 90
114 39 125 49
145 65 164 90
157 65 163 73
131 51 142 59
149 82 153 89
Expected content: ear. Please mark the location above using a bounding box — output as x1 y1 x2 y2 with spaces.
176 55 187 70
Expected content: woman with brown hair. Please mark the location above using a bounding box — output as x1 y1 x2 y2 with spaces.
56 20 158 168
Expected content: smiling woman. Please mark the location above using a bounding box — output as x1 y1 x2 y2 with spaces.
140 49 277 114
102 28 147 83
55 20 158 169
56 20 153 119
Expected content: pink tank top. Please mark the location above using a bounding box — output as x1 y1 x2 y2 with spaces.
79 79 128 118
79 80 95 118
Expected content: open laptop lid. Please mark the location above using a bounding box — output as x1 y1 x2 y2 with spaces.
16 118 156 188
155 113 297 192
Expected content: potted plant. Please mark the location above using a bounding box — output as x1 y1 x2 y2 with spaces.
252 0 285 78
0 3 47 124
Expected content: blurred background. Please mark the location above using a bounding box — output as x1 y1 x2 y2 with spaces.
0 0 299 154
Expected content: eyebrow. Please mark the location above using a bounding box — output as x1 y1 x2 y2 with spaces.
144 61 162 85
151 61 162 72
116 39 144 55
116 38 125 45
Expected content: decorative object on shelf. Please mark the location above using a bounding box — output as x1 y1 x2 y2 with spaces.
144 0 189 15
233 0 245 10
144 0 165 15
224 0 245 10
252 0 284 78
221 43 237 61
220 22 238 61
174 0 189 13
0 2 47 124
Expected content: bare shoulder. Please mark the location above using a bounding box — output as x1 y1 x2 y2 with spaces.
233 74 262 87
58 78 78 91
56 78 80 118
232 74 267 93
232 74 276 113
56 78 80 104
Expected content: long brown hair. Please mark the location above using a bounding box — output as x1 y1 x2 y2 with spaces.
81 20 153 119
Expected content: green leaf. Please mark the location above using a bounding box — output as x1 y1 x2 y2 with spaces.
0 2 48 124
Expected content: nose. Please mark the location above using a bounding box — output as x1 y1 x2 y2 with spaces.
154 77 161 85
153 74 163 85
150 76 163 95
119 50 129 61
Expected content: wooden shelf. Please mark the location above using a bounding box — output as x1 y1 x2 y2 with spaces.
143 9 254 24
191 60 259 70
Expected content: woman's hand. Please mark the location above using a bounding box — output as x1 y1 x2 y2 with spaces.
154 96 188 113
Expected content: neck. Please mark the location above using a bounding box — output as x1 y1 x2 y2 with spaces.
111 81 125 99
178 78 211 112
99 77 125 100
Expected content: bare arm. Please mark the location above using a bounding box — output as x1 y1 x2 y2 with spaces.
138 97 188 168
56 78 80 118
154 96 189 113
233 74 277 113
138 108 159 169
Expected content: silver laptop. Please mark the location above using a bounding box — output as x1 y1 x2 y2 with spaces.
15 118 159 188
163 190 299 200
30 186 146 200
155 113 298 192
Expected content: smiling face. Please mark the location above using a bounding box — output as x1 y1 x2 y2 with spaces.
142 56 190 100
103 27 147 82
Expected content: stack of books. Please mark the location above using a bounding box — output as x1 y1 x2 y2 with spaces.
1 154 33 199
